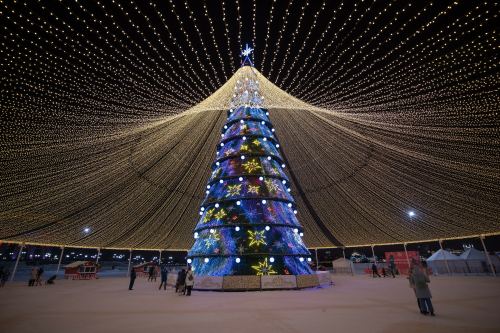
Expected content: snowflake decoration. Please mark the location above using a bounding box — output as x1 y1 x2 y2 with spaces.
224 148 236 156
203 208 215 223
269 168 279 175
265 179 280 192
247 185 259 194
248 230 267 246
214 209 227 220
204 230 220 248
237 244 247 255
226 205 235 212
243 159 261 173
242 44 254 57
252 258 277 276
246 209 260 218
226 184 242 198
252 139 261 146
240 144 248 151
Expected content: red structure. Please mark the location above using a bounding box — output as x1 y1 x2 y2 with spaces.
133 262 159 278
62 261 99 280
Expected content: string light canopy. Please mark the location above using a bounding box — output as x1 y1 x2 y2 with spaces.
1 1 499 250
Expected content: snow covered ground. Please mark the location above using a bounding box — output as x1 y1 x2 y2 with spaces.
0 274 498 333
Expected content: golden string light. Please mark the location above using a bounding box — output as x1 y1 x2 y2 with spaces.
1 1 498 251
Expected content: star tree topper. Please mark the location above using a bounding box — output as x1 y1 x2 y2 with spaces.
241 44 254 67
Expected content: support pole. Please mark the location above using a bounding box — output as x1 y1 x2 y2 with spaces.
96 248 100 264
159 250 162 265
371 245 376 264
403 243 410 267
438 240 451 276
55 246 64 277
127 249 132 277
342 247 347 269
10 243 24 282
480 235 496 278
315 248 319 272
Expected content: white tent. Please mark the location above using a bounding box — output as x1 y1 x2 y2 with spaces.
426 249 468 274
459 248 500 273
332 257 354 269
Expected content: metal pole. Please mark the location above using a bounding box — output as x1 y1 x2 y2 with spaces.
371 245 376 264
315 248 319 272
127 249 132 277
403 243 410 267
480 235 496 278
342 247 347 269
96 248 100 264
159 250 162 265
438 240 451 276
10 243 24 282
55 246 64 277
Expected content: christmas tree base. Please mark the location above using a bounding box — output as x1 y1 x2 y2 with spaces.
191 271 332 291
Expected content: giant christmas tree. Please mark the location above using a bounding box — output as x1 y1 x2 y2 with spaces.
187 46 313 276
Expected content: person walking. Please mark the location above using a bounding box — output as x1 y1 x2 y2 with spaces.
0 269 9 287
38 267 44 279
129 267 136 290
372 263 381 278
410 266 435 316
36 274 43 286
148 266 154 282
29 267 38 286
407 267 421 311
159 267 168 290
152 266 158 282
177 267 186 295
382 268 388 277
185 266 194 296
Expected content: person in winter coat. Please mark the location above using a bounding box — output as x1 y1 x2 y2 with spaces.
148 266 154 282
177 267 186 295
129 267 137 290
152 267 159 282
407 267 421 311
410 266 435 316
36 274 43 286
372 264 381 278
159 267 168 290
29 267 38 286
0 269 9 287
185 266 194 296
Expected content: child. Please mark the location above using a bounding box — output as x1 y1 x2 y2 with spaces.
36 274 43 286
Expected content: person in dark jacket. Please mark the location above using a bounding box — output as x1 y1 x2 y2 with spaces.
382 268 388 277
0 269 9 287
148 266 154 282
129 267 137 290
372 264 381 278
159 267 168 290
177 267 186 295
38 267 44 278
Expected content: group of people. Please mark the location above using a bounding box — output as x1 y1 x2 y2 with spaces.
29 267 44 286
371 264 396 278
0 268 10 287
174 266 194 296
129 265 194 296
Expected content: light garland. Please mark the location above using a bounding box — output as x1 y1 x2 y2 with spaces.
0 0 498 251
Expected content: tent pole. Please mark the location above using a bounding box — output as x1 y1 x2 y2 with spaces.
438 240 451 276
315 248 319 272
127 249 132 278
371 245 376 264
96 248 100 264
10 243 24 282
403 243 410 267
480 235 496 278
159 250 162 265
55 246 64 277
342 247 347 269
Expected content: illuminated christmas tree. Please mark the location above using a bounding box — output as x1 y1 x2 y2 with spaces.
187 45 313 276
